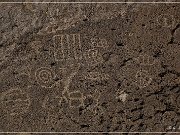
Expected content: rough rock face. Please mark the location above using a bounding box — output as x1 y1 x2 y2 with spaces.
0 0 180 133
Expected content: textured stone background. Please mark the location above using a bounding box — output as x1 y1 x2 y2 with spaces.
0 0 180 133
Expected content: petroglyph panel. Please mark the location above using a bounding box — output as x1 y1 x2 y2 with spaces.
0 2 180 133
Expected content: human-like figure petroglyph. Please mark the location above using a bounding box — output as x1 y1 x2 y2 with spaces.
53 34 82 62
157 14 175 28
1 88 31 116
135 70 152 88
35 67 55 88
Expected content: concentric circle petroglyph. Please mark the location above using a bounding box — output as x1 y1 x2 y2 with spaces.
35 67 55 88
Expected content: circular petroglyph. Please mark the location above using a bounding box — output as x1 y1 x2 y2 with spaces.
35 67 55 88
135 70 152 89
157 14 175 28
1 88 31 116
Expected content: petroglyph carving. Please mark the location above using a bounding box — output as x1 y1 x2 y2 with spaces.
84 49 103 66
53 34 82 62
63 69 79 93
69 91 84 108
35 67 55 88
1 88 31 116
61 64 81 103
